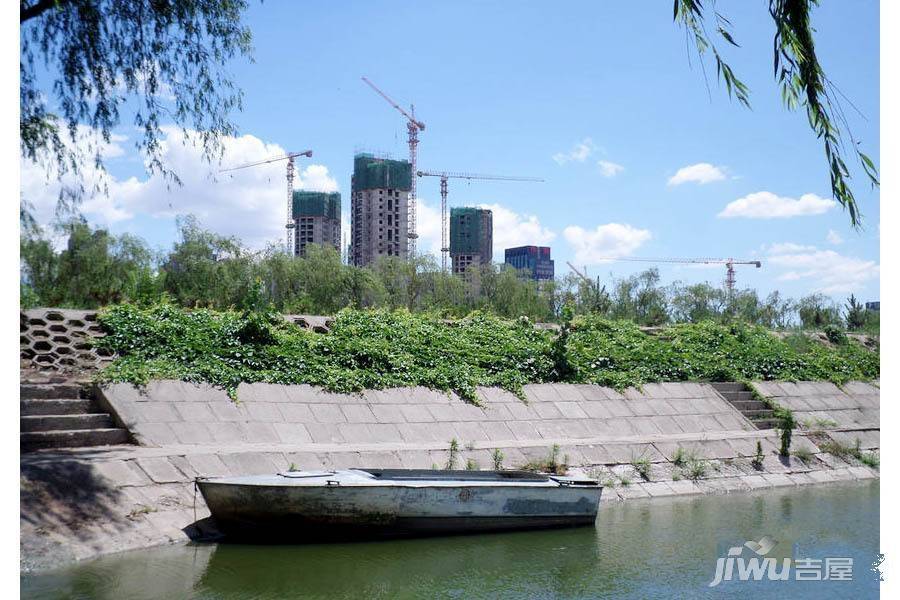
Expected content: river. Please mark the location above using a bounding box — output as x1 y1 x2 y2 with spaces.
22 480 879 599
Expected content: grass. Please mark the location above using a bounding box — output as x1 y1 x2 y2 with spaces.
631 455 652 481
465 458 478 471
819 438 879 470
792 447 814 464
521 444 568 475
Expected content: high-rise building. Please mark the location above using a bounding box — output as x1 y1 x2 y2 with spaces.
450 207 493 275
350 153 410 266
504 246 554 280
292 191 341 256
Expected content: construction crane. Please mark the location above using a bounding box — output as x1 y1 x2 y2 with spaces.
587 256 762 297
221 150 313 254
361 76 425 258
416 170 544 271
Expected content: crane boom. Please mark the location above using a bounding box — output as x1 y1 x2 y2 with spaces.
220 151 312 173
219 150 314 254
417 170 544 272
361 77 425 129
417 170 543 182
581 256 761 297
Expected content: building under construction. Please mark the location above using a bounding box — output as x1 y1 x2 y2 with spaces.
450 207 493 275
350 153 411 266
292 190 341 256
505 246 554 280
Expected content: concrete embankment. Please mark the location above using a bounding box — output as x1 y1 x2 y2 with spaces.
20 379 879 572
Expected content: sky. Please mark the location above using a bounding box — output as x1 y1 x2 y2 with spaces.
22 0 881 302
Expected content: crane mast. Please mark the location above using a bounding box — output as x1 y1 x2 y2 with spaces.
417 170 544 271
221 150 313 254
361 77 425 258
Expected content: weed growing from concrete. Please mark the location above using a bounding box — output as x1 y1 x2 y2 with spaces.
465 458 478 471
521 444 567 475
751 441 765 470
686 460 708 481
820 438 879 470
631 455 652 481
446 438 460 470
792 447 813 464
491 448 504 470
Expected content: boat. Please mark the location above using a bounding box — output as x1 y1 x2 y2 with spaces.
197 468 602 540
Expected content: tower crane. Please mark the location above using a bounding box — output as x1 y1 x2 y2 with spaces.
220 150 313 254
586 256 762 297
416 170 544 271
361 76 425 258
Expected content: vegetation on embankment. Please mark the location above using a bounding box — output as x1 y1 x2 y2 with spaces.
95 303 879 402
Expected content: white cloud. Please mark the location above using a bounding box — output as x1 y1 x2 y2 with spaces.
718 191 836 219
765 243 879 294
667 162 727 186
597 160 624 178
552 138 596 165
478 203 555 260
563 223 652 265
22 126 339 249
826 229 844 245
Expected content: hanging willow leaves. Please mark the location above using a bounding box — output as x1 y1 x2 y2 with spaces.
674 0 879 228
20 0 253 214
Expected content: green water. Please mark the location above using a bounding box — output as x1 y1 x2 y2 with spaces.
22 481 880 599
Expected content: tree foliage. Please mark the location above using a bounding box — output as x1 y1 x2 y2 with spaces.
20 0 252 211
674 0 878 227
20 218 879 335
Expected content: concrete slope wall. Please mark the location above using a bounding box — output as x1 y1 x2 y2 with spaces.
99 381 755 452
751 380 879 449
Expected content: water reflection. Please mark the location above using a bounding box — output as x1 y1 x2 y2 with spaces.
22 481 879 599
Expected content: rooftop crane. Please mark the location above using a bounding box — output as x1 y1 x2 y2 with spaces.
416 170 544 271
586 256 762 297
361 76 425 258
221 150 313 254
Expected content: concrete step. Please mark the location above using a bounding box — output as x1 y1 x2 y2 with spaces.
728 391 755 403
711 382 747 393
745 409 775 420
20 383 82 400
20 428 130 451
751 418 780 430
20 414 114 432
20 399 95 416
731 400 769 412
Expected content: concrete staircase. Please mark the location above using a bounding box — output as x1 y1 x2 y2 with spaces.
712 382 779 430
20 381 131 452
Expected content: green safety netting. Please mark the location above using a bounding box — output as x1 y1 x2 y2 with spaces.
292 191 341 220
351 154 412 192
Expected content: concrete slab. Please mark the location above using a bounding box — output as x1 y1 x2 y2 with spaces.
135 457 186 484
93 459 153 487
340 404 376 424
272 422 313 444
309 404 346 424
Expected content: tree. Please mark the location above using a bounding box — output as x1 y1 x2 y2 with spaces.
20 0 252 213
844 294 866 331
796 293 841 329
674 0 878 227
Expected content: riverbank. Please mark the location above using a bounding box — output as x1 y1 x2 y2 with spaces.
22 480 880 599
20 379 879 573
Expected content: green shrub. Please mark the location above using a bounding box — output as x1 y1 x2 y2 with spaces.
446 439 460 470
751 441 765 470
775 407 796 457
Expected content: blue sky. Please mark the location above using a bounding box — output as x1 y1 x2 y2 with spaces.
23 0 880 302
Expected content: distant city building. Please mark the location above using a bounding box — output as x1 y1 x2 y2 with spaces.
866 301 880 312
504 246 554 281
292 191 341 256
450 207 493 276
350 153 410 266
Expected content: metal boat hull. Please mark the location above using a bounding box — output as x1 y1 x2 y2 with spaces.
198 470 601 540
